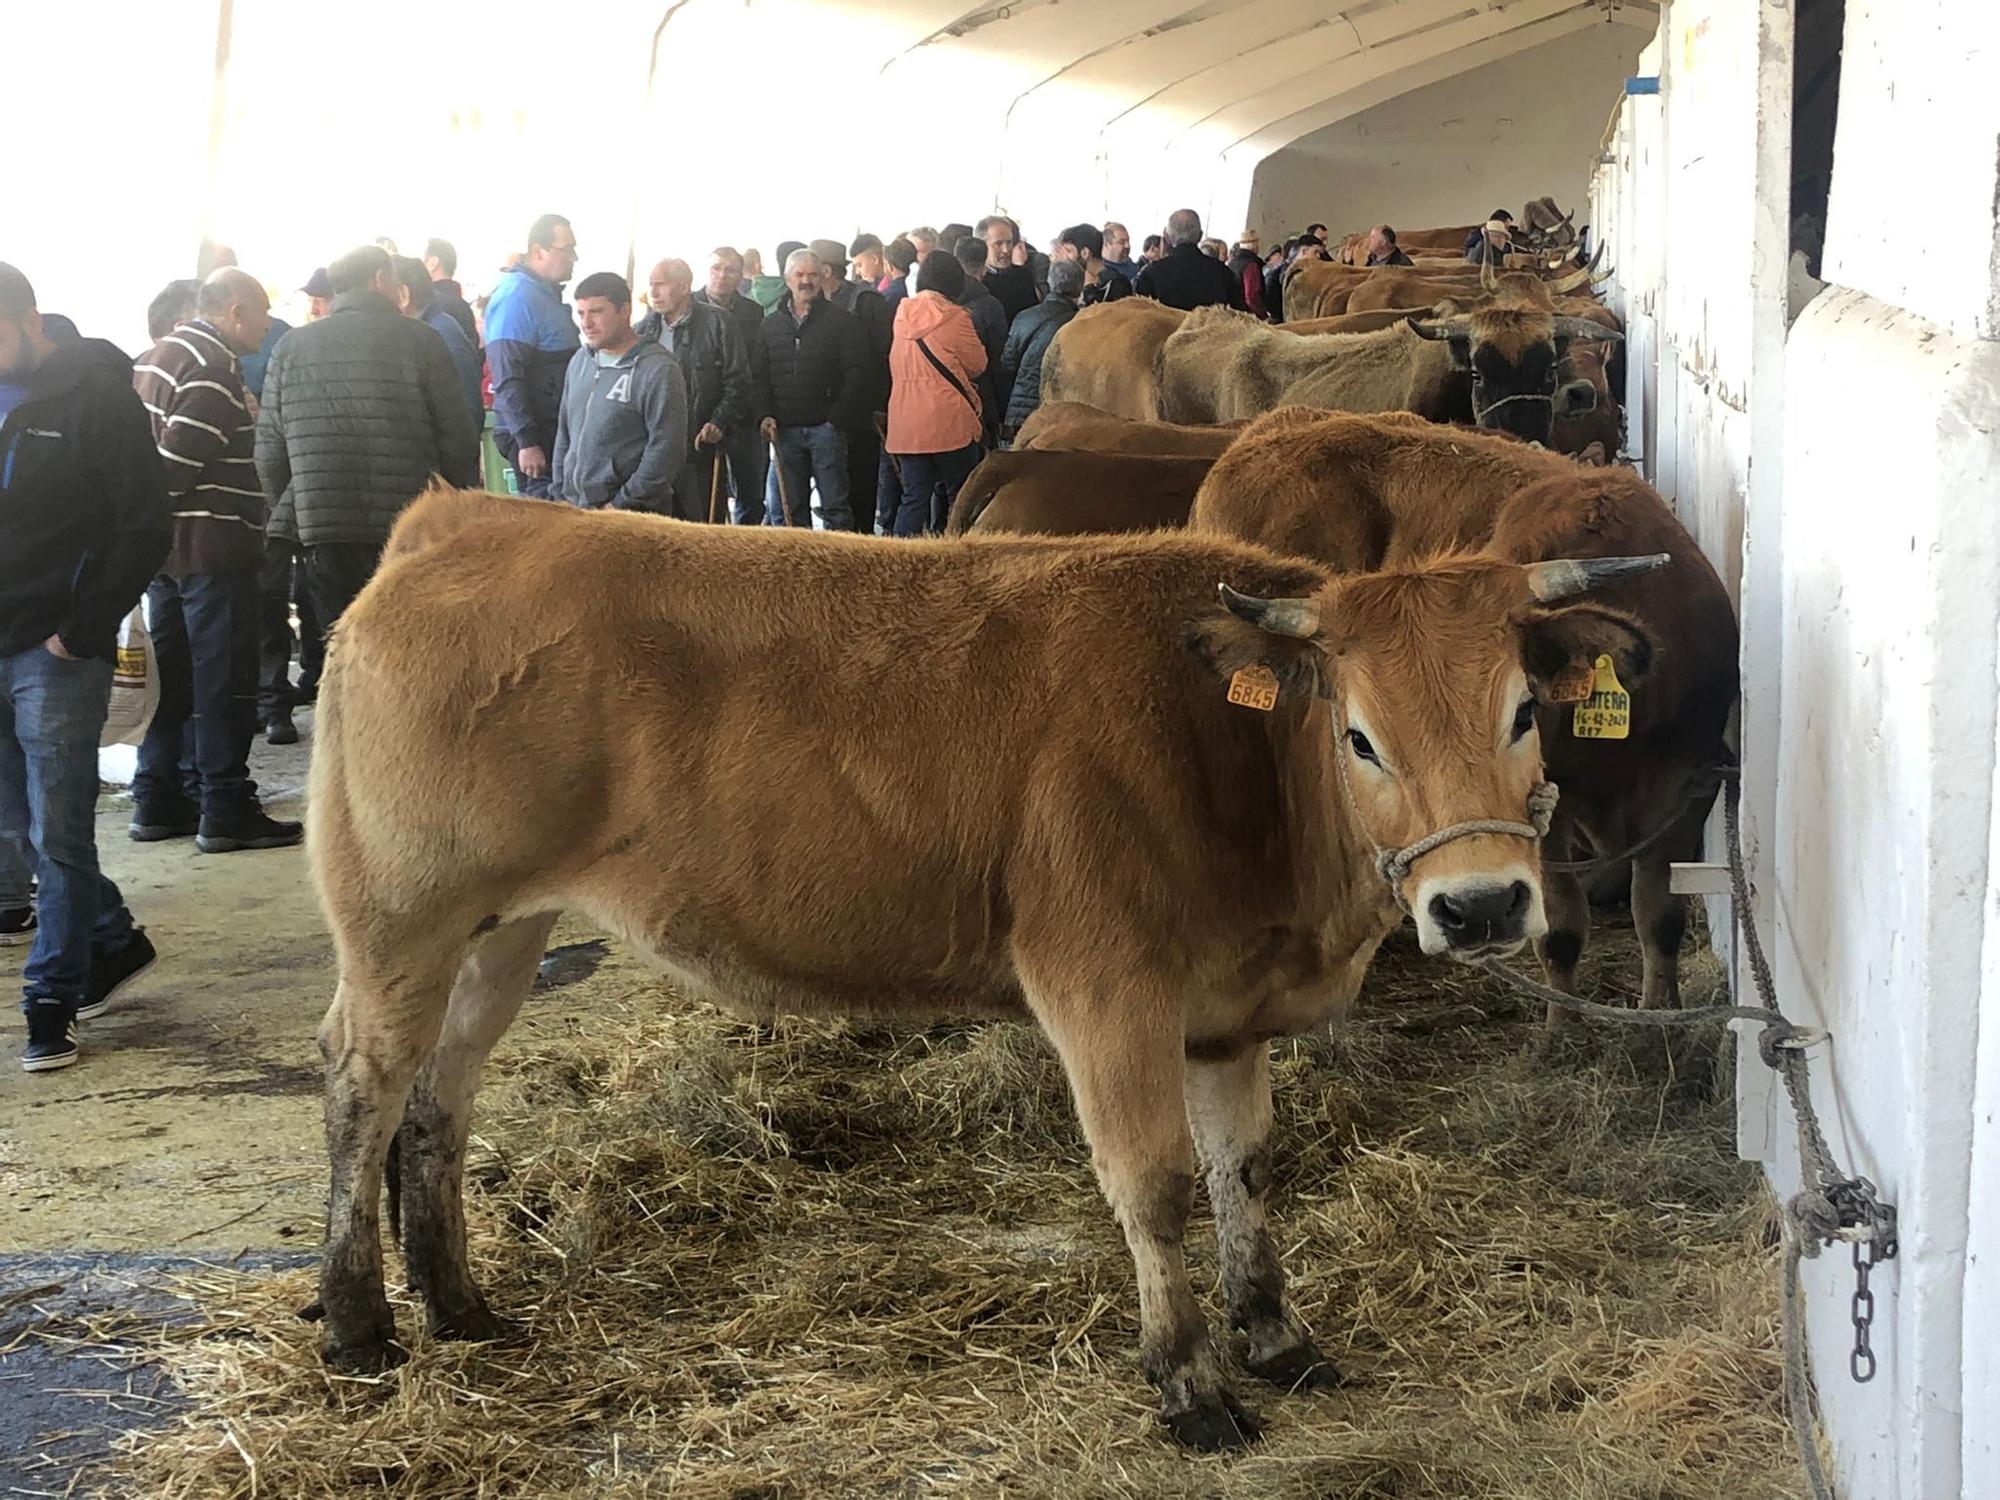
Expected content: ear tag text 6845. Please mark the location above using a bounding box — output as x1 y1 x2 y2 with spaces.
1227 666 1280 712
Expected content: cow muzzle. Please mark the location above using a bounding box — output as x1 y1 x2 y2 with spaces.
1555 379 1598 416
1412 871 1546 959
1373 782 1558 959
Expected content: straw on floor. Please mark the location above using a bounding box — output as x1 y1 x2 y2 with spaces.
90 920 1802 1498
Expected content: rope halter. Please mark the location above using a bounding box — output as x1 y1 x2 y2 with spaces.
1471 389 1555 423
1371 781 1560 913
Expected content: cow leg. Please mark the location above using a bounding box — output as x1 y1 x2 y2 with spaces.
1185 1044 1339 1394
1535 818 1591 1039
396 913 557 1341
1034 997 1256 1450
316 950 461 1373
1633 803 1706 1009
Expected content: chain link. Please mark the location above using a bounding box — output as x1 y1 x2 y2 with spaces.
1850 1239 1878 1383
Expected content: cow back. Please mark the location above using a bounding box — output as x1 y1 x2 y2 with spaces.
946 450 1212 536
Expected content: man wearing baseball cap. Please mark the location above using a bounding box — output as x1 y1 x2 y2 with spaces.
300 267 334 322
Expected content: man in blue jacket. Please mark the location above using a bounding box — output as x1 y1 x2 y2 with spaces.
394 256 483 429
483 214 579 498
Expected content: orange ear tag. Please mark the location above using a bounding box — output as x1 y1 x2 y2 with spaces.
1227 665 1280 712
1545 661 1595 704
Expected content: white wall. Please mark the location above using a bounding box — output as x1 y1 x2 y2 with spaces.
1246 22 1646 244
1594 2 2000 1497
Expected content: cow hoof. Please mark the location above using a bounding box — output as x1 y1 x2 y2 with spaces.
1247 1340 1343 1393
430 1304 519 1344
322 1333 407 1375
296 1298 326 1323
1162 1391 1263 1451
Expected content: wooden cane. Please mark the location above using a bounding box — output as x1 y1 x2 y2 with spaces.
706 447 723 525
769 438 797 527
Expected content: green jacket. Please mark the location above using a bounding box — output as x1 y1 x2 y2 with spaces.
748 274 787 313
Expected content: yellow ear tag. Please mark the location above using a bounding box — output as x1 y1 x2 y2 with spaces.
1227 665 1280 712
1571 654 1631 739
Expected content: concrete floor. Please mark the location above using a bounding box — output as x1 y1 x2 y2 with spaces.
2 722 328 1257
0 713 631 1490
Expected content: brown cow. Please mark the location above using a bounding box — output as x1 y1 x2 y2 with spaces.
945 449 1212 535
1344 247 1605 314
1280 306 1439 337
1189 410 1738 1030
1284 259 1483 321
1337 224 1481 263
1157 291 1616 452
1037 297 1185 420
1013 401 1242 458
308 483 1659 1447
1288 247 1602 321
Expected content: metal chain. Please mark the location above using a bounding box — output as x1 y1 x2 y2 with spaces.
1477 765 1897 1500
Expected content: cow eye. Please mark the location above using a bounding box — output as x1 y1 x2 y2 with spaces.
1346 727 1380 765
1511 698 1538 742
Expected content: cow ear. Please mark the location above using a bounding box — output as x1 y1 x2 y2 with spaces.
1519 604 1654 701
1183 611 1328 703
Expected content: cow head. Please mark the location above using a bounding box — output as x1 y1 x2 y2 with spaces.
1407 253 1620 446
1196 554 1661 959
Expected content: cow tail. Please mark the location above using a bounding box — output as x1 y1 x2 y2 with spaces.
384 1123 405 1247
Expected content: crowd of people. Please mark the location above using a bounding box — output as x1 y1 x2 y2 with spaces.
0 201 1349 1072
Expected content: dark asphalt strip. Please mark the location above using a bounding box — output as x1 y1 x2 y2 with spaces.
0 1251 313 1495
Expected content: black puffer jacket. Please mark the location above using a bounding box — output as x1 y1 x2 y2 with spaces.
0 338 169 659
255 290 480 548
828 279 892 414
753 295 864 430
999 293 1077 430
636 300 753 439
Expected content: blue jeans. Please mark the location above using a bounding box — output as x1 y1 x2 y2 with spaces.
725 428 768 526
0 831 29 909
135 571 262 816
0 646 137 1015
766 423 851 531
893 443 983 536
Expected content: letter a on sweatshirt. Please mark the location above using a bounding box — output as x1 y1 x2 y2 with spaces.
607 372 633 404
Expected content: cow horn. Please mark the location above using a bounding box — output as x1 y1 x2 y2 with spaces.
1551 316 1623 344
1548 243 1605 294
1525 554 1671 601
1218 582 1321 638
1406 313 1470 341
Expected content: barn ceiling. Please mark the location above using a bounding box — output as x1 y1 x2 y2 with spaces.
868 0 1657 161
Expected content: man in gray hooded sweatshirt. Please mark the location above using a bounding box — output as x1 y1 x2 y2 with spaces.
551 271 687 513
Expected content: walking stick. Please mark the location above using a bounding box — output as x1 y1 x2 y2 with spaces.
706 447 723 526
769 438 797 527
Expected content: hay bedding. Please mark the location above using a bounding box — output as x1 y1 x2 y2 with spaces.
91 924 1799 1499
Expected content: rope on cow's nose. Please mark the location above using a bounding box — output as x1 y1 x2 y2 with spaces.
1472 390 1557 423
1372 780 1560 911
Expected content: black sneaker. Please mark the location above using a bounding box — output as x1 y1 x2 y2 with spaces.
129 796 201 842
79 929 157 1021
266 711 300 746
196 808 305 854
0 906 34 946
21 1006 78 1072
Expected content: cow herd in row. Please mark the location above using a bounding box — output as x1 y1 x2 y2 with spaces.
300 207 1739 1456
